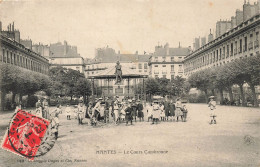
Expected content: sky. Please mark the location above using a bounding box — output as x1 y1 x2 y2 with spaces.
0 0 247 58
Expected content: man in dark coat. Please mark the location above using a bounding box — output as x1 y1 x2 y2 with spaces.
125 101 133 125
169 100 176 121
137 100 144 122
164 100 170 121
131 99 137 122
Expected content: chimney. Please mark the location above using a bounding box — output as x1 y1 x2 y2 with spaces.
179 42 181 48
64 40 68 56
0 21 2 32
12 22 14 32
135 51 138 55
118 50 120 54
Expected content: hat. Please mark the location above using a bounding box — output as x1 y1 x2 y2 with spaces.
98 98 103 100
153 101 159 103
128 99 132 103
116 95 119 98
209 96 215 99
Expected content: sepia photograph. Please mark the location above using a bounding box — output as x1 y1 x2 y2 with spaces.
0 0 260 166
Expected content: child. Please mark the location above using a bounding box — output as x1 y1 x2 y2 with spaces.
77 101 85 125
120 104 126 122
65 104 71 120
182 105 188 122
208 96 217 124
152 101 160 124
160 105 166 122
147 103 153 122
51 113 59 140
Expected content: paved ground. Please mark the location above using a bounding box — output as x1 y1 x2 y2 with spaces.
0 104 260 167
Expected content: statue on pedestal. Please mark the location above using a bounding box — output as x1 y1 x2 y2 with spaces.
115 61 122 84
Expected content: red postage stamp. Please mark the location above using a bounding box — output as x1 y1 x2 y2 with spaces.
1 109 49 161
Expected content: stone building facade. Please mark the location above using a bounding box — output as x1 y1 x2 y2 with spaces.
184 14 260 76
149 43 191 80
0 23 49 74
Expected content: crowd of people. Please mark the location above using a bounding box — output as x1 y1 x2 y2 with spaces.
59 96 189 127
12 95 219 140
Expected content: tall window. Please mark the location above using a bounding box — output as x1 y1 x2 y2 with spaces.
219 49 222 60
13 54 16 65
1 49 4 62
223 46 225 57
216 50 218 61
213 51 215 62
144 63 148 69
244 37 247 52
240 39 242 53
231 43 233 56
227 45 229 57
171 57 174 62
138 63 142 69
234 42 237 54
7 51 10 63
171 65 174 71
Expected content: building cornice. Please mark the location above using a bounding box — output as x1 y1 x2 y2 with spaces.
0 35 49 63
149 61 183 65
50 64 84 66
185 14 260 61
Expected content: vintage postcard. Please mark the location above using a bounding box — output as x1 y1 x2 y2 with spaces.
0 0 259 166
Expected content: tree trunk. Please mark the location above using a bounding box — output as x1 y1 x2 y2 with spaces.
204 89 208 103
228 86 234 103
83 94 86 104
11 92 16 104
0 90 6 111
219 89 224 105
19 94 23 108
249 83 258 107
239 84 246 106
211 89 215 96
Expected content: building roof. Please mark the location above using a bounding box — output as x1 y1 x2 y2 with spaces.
85 54 150 65
50 42 81 58
154 47 190 56
88 65 148 79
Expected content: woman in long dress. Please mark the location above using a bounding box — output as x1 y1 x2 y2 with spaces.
175 98 183 122
152 101 160 124
168 100 175 121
